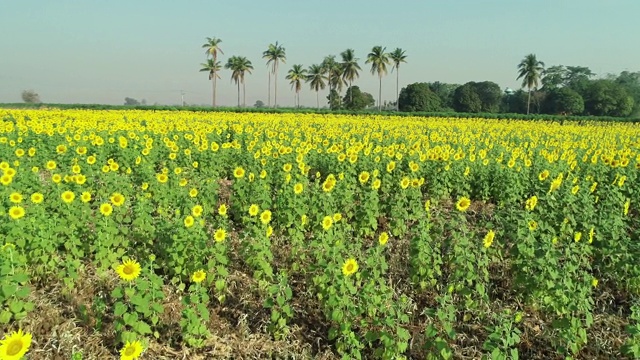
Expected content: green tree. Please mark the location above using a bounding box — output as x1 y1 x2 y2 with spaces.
428 82 459 110
225 56 254 107
342 86 375 110
201 37 224 107
614 71 640 116
21 90 40 104
583 79 634 117
340 49 361 104
398 83 442 112
262 42 286 108
389 48 407 111
517 54 545 114
285 64 307 108
306 64 327 109
327 89 342 110
321 56 344 109
453 83 482 113
472 81 502 112
199 58 222 106
365 46 390 111
546 87 584 115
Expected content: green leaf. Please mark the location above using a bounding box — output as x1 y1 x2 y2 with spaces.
114 302 127 317
1 284 17 298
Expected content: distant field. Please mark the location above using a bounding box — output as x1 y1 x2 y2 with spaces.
0 109 639 359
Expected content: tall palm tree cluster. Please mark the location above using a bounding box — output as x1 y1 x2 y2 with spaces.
200 36 408 110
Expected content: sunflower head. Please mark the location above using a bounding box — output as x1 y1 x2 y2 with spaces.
0 329 32 360
249 204 259 217
483 230 495 248
379 232 389 246
191 270 206 283
116 259 141 282
214 228 226 243
456 197 471 212
110 193 125 207
342 258 358 276
100 203 113 216
260 210 272 225
8 206 25 220
120 340 144 360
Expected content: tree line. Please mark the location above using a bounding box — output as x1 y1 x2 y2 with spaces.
201 38 638 117
200 37 406 111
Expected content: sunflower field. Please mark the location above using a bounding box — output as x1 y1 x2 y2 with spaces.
0 109 639 359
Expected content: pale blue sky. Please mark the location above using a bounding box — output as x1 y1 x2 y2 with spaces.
1 0 638 107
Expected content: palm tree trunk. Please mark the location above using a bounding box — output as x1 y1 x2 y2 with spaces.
316 91 319 109
378 74 382 111
349 80 353 104
213 71 217 107
274 65 278 108
212 72 216 107
237 81 240 107
396 68 399 111
527 89 531 115
243 81 246 107
268 72 271 107
297 90 300 108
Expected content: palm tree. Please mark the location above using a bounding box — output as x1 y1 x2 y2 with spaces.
517 54 545 114
340 49 361 104
200 59 221 106
262 42 286 108
389 48 407 111
306 64 327 109
225 56 254 107
286 64 307 108
201 37 223 107
366 46 390 111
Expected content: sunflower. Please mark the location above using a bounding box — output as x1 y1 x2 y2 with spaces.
184 216 195 228
283 163 292 172
0 328 32 360
156 173 168 183
110 193 125 206
120 340 144 360
87 155 97 165
371 179 381 190
342 258 358 276
538 170 549 181
358 171 370 184
1 174 13 186
75 174 87 185
624 199 630 216
588 227 595 244
456 197 471 212
8 206 25 221
590 182 598 193
301 214 308 226
31 192 44 204
192 205 203 217
591 278 598 288
9 192 22 204
322 216 333 230
483 230 495 248
266 226 273 237
386 161 396 173
233 167 245 179
527 220 538 231
80 192 92 203
218 204 228 216
100 203 113 216
189 188 198 197
214 228 226 243
46 160 57 170
249 204 259 216
525 195 537 211
52 174 62 183
61 191 75 203
379 232 389 246
192 270 206 283
116 259 141 282
260 210 272 224
293 183 303 194
333 213 342 222
179 178 188 187
400 177 410 189
574 232 582 243
322 178 336 192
